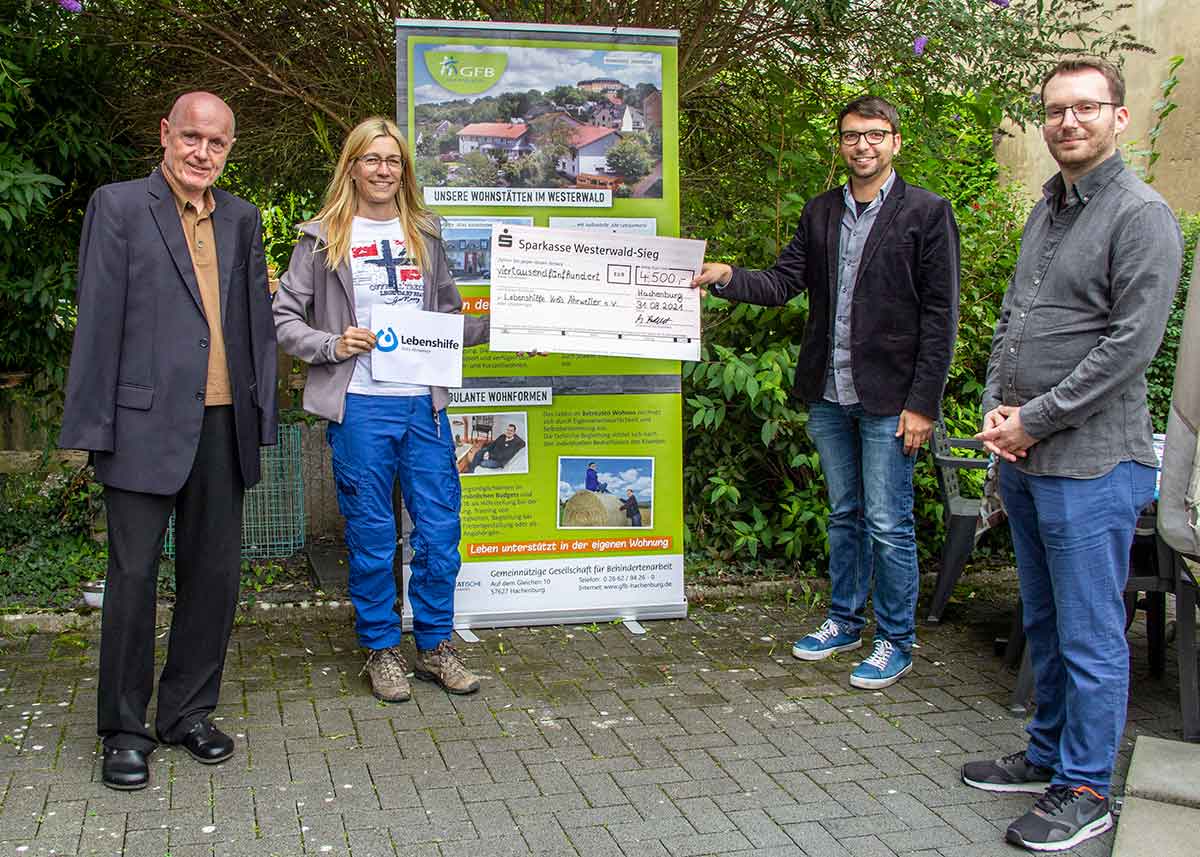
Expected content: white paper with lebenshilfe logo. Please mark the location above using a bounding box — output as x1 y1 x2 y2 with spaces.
369 307 465 388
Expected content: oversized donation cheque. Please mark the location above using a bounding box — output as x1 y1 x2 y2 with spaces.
489 224 706 361
369 308 465 388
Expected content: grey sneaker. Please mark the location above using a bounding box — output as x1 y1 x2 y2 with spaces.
360 646 411 702
1005 785 1112 852
414 640 480 694
962 750 1055 794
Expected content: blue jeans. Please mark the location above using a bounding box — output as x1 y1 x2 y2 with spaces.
806 401 919 650
465 456 502 473
1001 460 1155 795
327 394 462 651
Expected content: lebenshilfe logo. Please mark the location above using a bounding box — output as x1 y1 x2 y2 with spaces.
375 327 399 352
425 50 507 96
374 327 460 352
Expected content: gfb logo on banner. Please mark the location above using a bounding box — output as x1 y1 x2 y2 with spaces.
426 50 507 96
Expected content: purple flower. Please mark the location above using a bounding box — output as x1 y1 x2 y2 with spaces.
991 0 1011 7
913 35 928 56
57 0 83 10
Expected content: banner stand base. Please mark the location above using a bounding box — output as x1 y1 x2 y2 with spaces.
403 601 687 632
455 628 481 643
622 619 647 635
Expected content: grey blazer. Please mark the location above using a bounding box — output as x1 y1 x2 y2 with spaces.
272 219 488 423
59 169 278 494
1158 245 1200 555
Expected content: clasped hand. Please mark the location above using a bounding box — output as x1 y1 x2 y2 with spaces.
976 404 1037 462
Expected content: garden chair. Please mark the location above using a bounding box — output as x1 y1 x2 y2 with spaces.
925 420 999 623
1160 540 1200 741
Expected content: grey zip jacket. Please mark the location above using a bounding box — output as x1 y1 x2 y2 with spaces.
273 219 489 423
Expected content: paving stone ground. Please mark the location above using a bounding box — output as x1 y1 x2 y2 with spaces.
0 585 1186 857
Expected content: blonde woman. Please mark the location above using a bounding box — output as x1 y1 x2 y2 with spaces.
274 117 487 701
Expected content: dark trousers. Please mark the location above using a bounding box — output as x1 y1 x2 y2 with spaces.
98 406 244 752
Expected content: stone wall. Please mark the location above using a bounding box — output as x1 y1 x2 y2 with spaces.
996 0 1199 211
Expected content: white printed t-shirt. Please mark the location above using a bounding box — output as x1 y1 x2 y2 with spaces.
346 216 429 397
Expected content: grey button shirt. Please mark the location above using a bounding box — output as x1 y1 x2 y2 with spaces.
823 170 897 404
982 152 1182 478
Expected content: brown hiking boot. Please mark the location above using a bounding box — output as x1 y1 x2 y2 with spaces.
413 640 480 694
360 646 411 702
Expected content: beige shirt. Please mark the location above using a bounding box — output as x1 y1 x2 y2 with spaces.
161 166 232 405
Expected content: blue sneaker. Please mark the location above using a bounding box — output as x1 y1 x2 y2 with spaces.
850 639 912 689
792 619 862 661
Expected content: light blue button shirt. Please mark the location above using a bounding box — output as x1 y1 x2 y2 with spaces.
823 170 897 405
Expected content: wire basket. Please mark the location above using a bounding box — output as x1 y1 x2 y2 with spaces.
164 423 305 560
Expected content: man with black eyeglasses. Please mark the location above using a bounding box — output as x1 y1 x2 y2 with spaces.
961 58 1182 852
691 95 960 690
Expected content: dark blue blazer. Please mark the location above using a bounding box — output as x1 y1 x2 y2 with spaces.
59 169 278 494
718 174 960 419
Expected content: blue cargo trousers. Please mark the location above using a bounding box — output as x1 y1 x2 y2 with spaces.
327 394 461 651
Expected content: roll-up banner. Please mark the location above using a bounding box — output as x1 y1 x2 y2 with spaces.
395 19 687 628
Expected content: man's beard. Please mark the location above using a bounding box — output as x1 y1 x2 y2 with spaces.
1048 123 1113 167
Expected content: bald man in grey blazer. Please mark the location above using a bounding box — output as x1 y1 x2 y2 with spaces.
60 92 277 790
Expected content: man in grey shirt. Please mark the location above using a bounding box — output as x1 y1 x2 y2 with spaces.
961 58 1182 853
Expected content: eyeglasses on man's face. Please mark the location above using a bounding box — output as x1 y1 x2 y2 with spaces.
1040 101 1120 126
838 129 894 147
358 155 405 170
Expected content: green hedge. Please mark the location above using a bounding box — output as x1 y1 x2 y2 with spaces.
0 467 106 608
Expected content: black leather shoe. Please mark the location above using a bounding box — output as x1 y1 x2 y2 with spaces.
174 719 234 765
102 747 149 790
